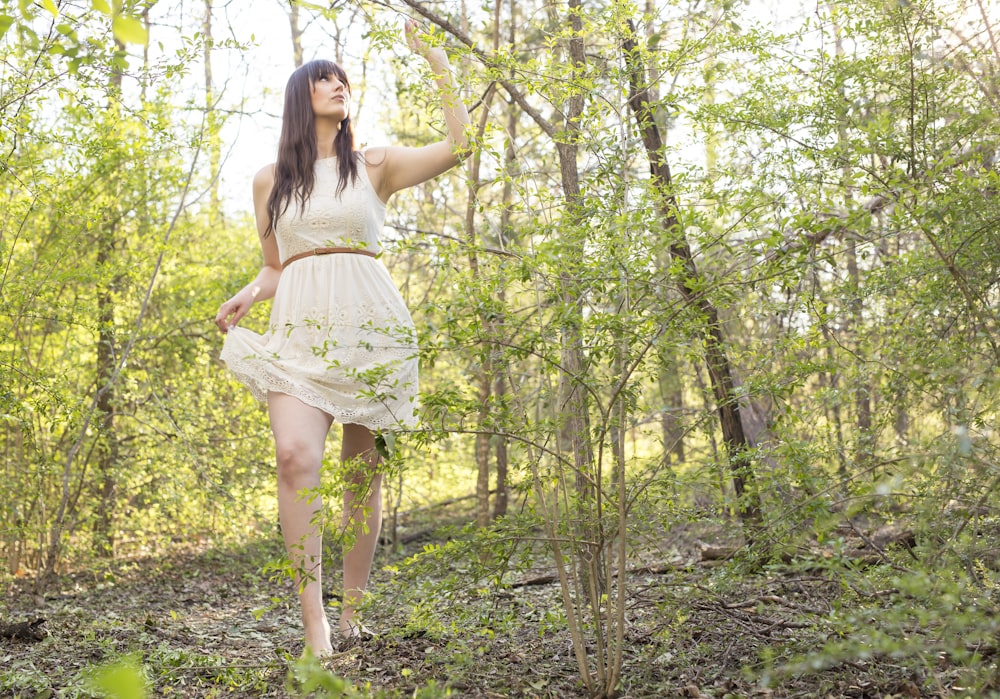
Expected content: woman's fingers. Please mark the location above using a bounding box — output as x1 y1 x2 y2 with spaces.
404 18 426 54
215 305 231 333
215 300 240 333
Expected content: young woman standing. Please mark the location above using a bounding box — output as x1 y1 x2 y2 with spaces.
215 20 470 656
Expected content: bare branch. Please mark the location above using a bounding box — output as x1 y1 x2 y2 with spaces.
393 0 558 138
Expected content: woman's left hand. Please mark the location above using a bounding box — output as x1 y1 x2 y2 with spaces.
404 18 447 66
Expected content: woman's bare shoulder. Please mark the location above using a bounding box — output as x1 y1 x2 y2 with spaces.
360 146 388 166
253 163 276 197
253 163 275 185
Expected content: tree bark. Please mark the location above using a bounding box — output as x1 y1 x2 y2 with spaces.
622 20 763 537
556 0 594 495
92 37 127 558
492 40 519 520
658 351 685 468
288 1 303 68
831 5 874 470
204 0 221 218
467 94 496 528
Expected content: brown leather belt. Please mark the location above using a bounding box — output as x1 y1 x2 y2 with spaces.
282 246 377 270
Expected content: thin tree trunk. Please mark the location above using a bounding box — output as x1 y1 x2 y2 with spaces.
288 1 303 68
93 219 119 559
649 3 685 474
493 369 509 518
92 37 127 558
846 237 873 467
467 107 495 528
204 0 221 218
466 2 502 528
492 39 518 520
831 7 874 470
554 0 602 609
556 0 591 479
658 349 685 468
622 20 763 538
819 290 849 479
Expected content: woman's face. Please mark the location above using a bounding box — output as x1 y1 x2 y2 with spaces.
310 71 350 122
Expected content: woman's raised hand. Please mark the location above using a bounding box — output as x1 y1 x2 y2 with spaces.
404 18 448 67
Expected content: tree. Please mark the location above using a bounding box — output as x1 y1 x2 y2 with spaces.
0 0 271 587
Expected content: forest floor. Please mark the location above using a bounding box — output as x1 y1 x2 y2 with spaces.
1 505 997 698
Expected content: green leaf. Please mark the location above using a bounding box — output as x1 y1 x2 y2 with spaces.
375 431 396 459
92 0 112 13
0 15 13 40
41 0 58 16
112 14 147 45
87 656 147 699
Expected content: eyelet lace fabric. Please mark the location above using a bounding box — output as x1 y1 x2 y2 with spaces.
220 154 418 430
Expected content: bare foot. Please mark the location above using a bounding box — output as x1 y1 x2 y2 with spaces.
304 615 333 657
338 613 359 640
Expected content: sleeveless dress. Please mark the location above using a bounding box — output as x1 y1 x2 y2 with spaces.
219 154 418 431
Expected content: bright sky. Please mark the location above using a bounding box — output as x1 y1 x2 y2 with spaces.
142 0 997 214
143 1 409 212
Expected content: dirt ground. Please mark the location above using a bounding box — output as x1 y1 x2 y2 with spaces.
1 519 996 698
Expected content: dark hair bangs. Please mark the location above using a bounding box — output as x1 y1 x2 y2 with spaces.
304 60 350 90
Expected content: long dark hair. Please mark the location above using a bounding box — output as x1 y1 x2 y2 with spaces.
265 59 359 236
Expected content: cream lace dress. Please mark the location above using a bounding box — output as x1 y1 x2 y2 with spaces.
220 154 418 431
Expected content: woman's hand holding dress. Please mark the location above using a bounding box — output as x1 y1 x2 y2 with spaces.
215 287 257 333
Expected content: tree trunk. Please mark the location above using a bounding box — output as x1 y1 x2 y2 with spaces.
622 20 763 538
466 97 496 528
658 352 685 468
204 0 221 218
288 1 303 68
553 1 602 604
93 222 120 558
92 38 127 558
556 0 593 488
831 6 874 470
492 57 518 520
493 368 509 518
464 3 505 528
845 234 873 468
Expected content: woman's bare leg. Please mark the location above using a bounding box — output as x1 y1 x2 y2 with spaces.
338 423 382 637
268 391 334 656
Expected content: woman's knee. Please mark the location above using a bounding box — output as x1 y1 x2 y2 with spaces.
275 439 322 484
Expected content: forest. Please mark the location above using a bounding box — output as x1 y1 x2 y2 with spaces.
1 0 999 696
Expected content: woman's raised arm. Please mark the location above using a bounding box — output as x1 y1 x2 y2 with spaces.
370 19 472 201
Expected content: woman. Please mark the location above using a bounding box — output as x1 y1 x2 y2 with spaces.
214 20 470 656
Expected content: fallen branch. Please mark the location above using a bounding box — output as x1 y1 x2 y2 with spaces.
511 562 688 588
394 490 493 519
0 618 48 642
698 541 739 561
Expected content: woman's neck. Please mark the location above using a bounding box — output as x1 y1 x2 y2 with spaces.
314 120 340 160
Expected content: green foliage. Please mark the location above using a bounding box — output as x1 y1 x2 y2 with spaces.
2 0 999 693
379 0 999 693
754 556 1000 695
287 652 454 698
0 0 274 582
86 655 147 699
287 653 360 698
